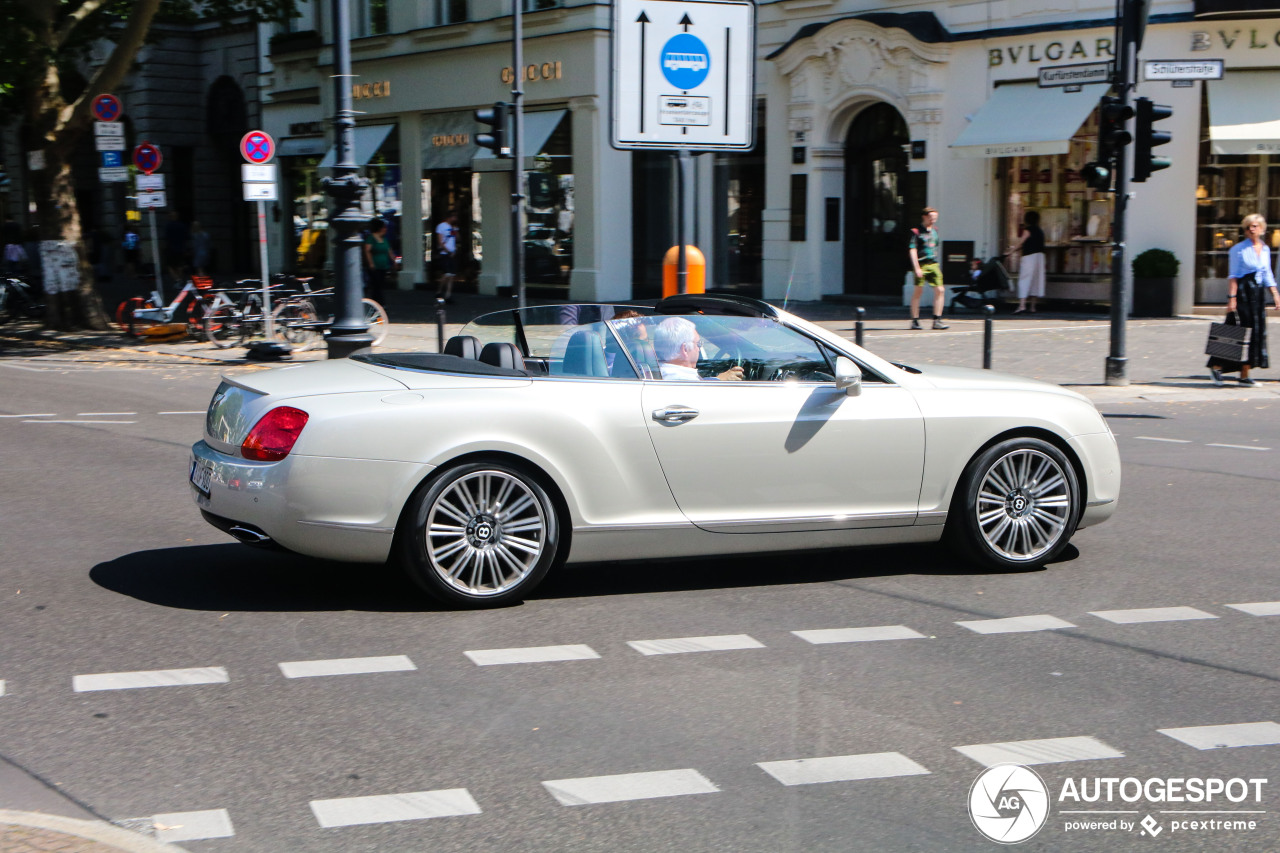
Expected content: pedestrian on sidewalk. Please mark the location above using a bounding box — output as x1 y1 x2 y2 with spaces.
908 207 948 330
434 210 459 305
363 217 393 304
1009 209 1046 313
1207 213 1280 386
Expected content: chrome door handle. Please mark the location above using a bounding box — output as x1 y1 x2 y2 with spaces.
652 406 699 424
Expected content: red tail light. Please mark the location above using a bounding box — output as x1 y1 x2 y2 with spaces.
241 406 309 461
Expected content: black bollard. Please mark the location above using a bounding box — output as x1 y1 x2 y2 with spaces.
855 307 865 348
983 304 994 369
435 297 447 352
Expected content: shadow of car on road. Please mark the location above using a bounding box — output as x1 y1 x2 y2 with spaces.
89 541 1074 611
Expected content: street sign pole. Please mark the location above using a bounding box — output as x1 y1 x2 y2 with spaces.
676 149 693 293
1106 1 1138 386
148 209 163 304
511 0 526 309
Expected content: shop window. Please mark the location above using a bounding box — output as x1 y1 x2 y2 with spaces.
524 112 574 287
790 175 807 242
352 0 390 36
713 99 765 295
285 157 327 274
998 106 1113 283
524 0 562 10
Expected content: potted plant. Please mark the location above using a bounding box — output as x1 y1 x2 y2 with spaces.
1131 248 1179 317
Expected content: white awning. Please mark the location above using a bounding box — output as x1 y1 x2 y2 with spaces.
318 124 395 168
950 83 1109 159
1208 72 1280 155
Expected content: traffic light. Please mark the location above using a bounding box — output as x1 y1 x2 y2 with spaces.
1132 97 1173 183
1081 161 1113 192
474 102 510 158
1097 95 1134 164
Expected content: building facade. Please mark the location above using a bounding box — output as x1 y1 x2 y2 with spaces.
262 0 1280 313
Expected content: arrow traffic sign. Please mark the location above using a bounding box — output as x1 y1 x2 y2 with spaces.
240 130 275 164
133 142 162 175
92 94 122 122
612 0 755 150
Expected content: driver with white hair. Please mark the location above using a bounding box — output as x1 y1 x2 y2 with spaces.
653 317 744 381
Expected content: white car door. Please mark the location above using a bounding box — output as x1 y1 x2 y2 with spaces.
637 315 925 533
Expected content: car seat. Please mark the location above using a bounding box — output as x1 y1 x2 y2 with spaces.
560 330 609 377
479 342 526 371
444 335 482 359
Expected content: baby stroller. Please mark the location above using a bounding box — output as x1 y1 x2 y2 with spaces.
951 257 1012 312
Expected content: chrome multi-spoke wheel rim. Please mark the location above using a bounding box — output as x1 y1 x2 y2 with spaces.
975 449 1072 561
424 470 548 597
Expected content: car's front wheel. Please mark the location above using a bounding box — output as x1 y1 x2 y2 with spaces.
946 437 1080 571
399 462 559 607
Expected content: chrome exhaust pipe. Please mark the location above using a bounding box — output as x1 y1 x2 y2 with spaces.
228 525 273 545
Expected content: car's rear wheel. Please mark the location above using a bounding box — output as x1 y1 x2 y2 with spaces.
946 437 1080 571
400 462 559 607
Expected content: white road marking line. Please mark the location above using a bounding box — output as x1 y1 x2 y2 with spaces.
1206 443 1270 451
1158 721 1280 751
0 413 55 417
956 614 1076 634
1134 436 1192 443
278 655 416 679
464 645 600 666
73 667 229 692
25 419 136 424
757 752 930 786
0 680 5 696
151 809 235 843
542 769 719 806
955 736 1124 767
792 625 926 644
158 411 205 415
1089 607 1217 624
1226 601 1280 616
77 412 137 416
627 634 764 656
310 789 481 828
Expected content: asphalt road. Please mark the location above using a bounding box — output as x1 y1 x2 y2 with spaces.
1 358 1278 852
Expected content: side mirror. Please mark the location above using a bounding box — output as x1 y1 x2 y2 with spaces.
834 356 862 397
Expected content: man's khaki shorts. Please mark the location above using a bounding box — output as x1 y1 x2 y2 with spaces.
916 262 943 288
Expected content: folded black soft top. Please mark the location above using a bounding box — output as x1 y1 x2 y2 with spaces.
352 352 528 377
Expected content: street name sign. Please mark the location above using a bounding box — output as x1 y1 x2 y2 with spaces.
1143 59 1224 81
1038 61 1114 87
612 0 755 150
138 190 166 209
98 167 128 183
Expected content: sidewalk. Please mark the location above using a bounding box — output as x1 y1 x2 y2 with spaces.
2 291 1276 404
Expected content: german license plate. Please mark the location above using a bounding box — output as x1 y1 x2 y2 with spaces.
190 458 214 496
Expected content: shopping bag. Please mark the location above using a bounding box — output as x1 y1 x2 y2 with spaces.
1205 313 1251 362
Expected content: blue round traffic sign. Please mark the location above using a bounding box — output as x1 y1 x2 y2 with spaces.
240 130 275 164
92 94 122 122
133 142 162 175
660 33 711 90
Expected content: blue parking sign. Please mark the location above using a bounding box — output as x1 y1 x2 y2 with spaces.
100 151 122 168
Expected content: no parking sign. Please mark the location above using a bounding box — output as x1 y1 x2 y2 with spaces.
133 142 162 175
240 130 275 164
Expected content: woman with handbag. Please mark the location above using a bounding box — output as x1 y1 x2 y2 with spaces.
1208 213 1280 386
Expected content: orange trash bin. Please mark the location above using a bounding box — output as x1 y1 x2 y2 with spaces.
662 245 706 297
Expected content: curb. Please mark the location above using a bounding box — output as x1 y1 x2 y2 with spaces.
0 810 189 853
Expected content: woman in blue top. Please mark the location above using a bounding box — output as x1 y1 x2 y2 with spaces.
1209 213 1280 385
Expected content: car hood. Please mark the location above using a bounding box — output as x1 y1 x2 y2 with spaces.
909 363 1090 401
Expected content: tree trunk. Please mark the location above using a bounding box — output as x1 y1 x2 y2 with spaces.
32 158 110 331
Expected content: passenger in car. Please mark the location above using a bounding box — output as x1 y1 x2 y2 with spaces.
652 317 744 381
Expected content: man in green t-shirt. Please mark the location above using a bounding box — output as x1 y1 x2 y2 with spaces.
908 206 948 330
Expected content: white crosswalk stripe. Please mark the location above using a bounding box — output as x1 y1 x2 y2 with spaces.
757 752 930 786
310 789 482 828
73 667 229 692
278 655 416 679
955 736 1124 767
1157 721 1280 750
464 644 600 666
792 625 925 644
1226 601 1280 616
627 634 764 655
1089 606 1217 624
956 614 1076 634
151 809 235 843
0 680 5 697
542 769 719 806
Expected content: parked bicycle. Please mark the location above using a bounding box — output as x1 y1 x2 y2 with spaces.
267 275 389 352
0 276 45 323
116 275 237 339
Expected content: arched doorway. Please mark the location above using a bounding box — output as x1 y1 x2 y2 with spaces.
206 76 250 274
842 103 917 296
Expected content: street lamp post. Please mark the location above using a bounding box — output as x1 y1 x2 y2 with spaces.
325 0 373 359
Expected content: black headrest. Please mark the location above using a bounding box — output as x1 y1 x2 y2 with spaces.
444 335 481 360
480 342 525 371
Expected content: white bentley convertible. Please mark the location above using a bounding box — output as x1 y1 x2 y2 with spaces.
190 294 1119 607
